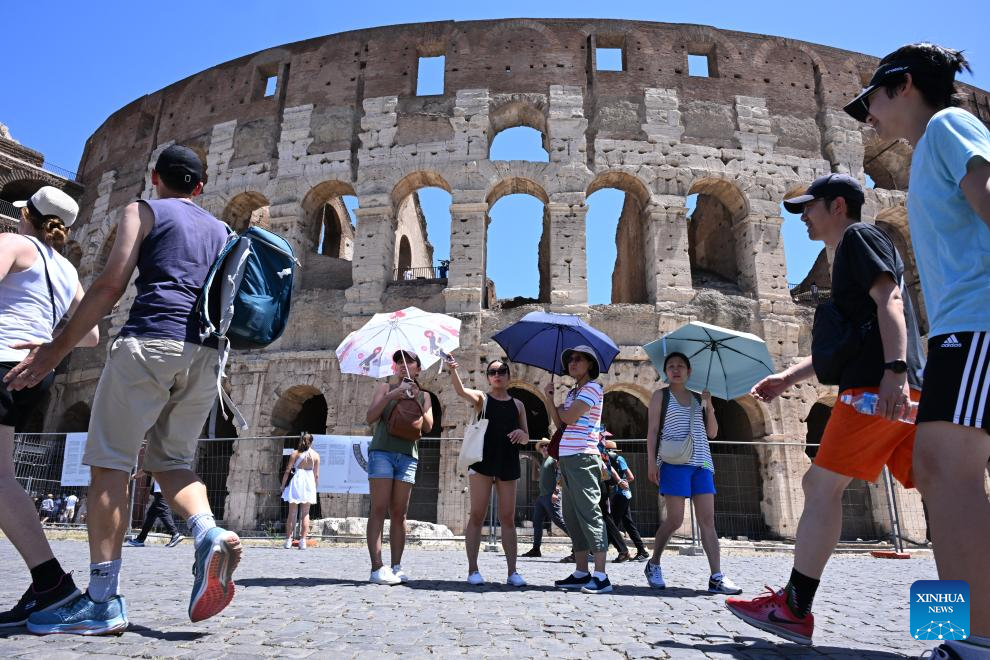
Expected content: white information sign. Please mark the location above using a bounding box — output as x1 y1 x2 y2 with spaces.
59 433 91 487
310 435 371 495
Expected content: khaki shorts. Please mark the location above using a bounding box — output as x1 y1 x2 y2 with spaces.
85 336 219 473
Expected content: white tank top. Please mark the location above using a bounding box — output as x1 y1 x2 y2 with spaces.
0 235 79 362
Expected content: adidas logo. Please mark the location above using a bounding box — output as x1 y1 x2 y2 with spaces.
941 334 963 348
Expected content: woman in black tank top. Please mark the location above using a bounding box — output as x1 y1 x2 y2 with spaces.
449 357 529 587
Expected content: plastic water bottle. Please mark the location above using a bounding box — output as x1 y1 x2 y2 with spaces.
840 391 918 424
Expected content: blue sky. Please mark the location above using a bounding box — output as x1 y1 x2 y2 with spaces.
5 1 987 302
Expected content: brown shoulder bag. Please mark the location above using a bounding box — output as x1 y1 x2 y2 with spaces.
387 394 425 442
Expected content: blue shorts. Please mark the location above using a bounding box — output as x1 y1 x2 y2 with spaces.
659 463 716 498
368 450 418 484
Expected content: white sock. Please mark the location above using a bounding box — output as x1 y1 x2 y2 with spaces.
88 559 121 603
188 512 217 547
593 571 607 581
711 572 724 580
572 570 589 578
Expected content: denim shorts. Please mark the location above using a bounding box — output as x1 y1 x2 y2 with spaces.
368 450 418 484
659 463 716 498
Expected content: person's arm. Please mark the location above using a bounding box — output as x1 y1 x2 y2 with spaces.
960 158 990 230
870 272 910 420
313 452 320 488
447 358 485 411
366 382 403 425
61 282 100 348
0 233 30 281
507 398 529 445
280 451 298 489
646 390 662 485
750 356 814 402
701 389 718 439
420 391 434 434
543 382 563 431
4 202 152 389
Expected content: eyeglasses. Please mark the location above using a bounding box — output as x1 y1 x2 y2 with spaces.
487 367 509 376
567 354 587 363
800 198 827 218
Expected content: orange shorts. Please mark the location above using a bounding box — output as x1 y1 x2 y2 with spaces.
815 387 920 488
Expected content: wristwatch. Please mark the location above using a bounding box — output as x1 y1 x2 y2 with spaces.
883 359 908 374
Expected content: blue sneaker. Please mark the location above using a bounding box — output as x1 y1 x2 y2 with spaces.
26 592 128 636
189 527 242 623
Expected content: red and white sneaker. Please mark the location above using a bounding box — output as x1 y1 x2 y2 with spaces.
725 586 814 646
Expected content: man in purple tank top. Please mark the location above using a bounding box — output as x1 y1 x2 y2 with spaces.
5 146 242 634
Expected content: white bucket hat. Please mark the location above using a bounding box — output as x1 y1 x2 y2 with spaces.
560 344 601 379
13 186 79 227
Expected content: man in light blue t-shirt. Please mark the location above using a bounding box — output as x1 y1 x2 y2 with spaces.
844 42 990 660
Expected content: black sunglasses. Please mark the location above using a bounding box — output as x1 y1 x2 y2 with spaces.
487 367 509 376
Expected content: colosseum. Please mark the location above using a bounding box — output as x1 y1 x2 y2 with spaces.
32 19 990 539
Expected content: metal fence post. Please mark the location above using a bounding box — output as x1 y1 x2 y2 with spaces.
880 466 905 554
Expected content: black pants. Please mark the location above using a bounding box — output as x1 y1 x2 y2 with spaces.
610 492 646 553
599 487 628 554
136 492 179 540
531 493 568 549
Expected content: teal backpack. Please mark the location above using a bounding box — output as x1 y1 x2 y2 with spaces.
197 225 299 429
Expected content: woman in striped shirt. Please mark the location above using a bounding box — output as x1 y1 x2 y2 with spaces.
643 352 742 595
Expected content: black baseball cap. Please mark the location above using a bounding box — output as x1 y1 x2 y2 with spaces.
843 58 929 123
783 174 865 214
154 145 204 189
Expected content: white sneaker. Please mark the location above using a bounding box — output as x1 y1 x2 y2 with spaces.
370 566 402 585
467 571 485 585
644 561 666 589
506 572 527 587
708 573 742 595
391 565 408 582
299 537 307 551
283 538 292 549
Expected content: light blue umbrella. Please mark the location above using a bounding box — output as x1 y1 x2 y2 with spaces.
643 322 775 401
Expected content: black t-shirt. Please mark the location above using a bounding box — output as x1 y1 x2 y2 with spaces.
830 223 925 392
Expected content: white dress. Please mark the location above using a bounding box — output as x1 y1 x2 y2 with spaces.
282 449 317 504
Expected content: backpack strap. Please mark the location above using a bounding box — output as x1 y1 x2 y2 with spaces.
692 391 707 433
27 237 57 330
655 388 671 460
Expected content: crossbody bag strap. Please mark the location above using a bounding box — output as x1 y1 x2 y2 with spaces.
28 238 57 330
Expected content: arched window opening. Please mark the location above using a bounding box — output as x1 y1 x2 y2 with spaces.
586 187 648 304
57 402 91 433
687 191 741 292
223 191 270 233
709 399 769 540
313 194 358 259
508 387 550 440
393 187 449 281
489 126 549 162
806 401 880 541
487 193 546 307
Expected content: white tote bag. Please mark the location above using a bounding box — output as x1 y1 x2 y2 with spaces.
457 396 488 473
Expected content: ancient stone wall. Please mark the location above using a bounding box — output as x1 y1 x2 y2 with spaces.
53 19 989 537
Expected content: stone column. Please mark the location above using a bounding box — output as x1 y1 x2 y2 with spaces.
646 195 694 305
820 108 865 180
733 201 791 305
443 197 487 313
546 195 588 310
344 199 394 316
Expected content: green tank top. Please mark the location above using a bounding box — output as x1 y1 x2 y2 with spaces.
369 387 425 459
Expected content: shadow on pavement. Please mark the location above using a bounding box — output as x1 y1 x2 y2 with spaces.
652 638 911 659
126 625 209 641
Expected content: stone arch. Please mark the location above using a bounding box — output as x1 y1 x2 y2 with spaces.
301 180 357 259
486 177 551 306
750 39 830 78
602 390 648 439
686 177 750 292
587 171 652 303
478 20 562 54
222 191 270 232
710 398 769 540
57 402 91 433
507 383 550 440
270 385 328 436
390 171 452 214
390 173 445 281
488 99 550 160
396 235 412 274
0 172 57 203
804 398 880 541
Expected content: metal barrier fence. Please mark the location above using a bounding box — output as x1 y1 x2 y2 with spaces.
12 433 931 551
392 266 448 281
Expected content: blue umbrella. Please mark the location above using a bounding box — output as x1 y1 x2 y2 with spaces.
643 321 775 401
491 311 619 377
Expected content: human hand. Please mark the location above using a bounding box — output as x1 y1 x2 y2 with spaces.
3 342 64 391
648 462 659 486
750 373 791 403
542 382 555 399
507 429 528 445
877 371 910 420
701 389 713 406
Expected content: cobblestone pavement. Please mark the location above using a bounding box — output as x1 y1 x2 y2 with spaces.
0 539 935 658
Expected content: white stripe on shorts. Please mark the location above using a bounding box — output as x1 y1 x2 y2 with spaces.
955 331 989 426
973 333 990 427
